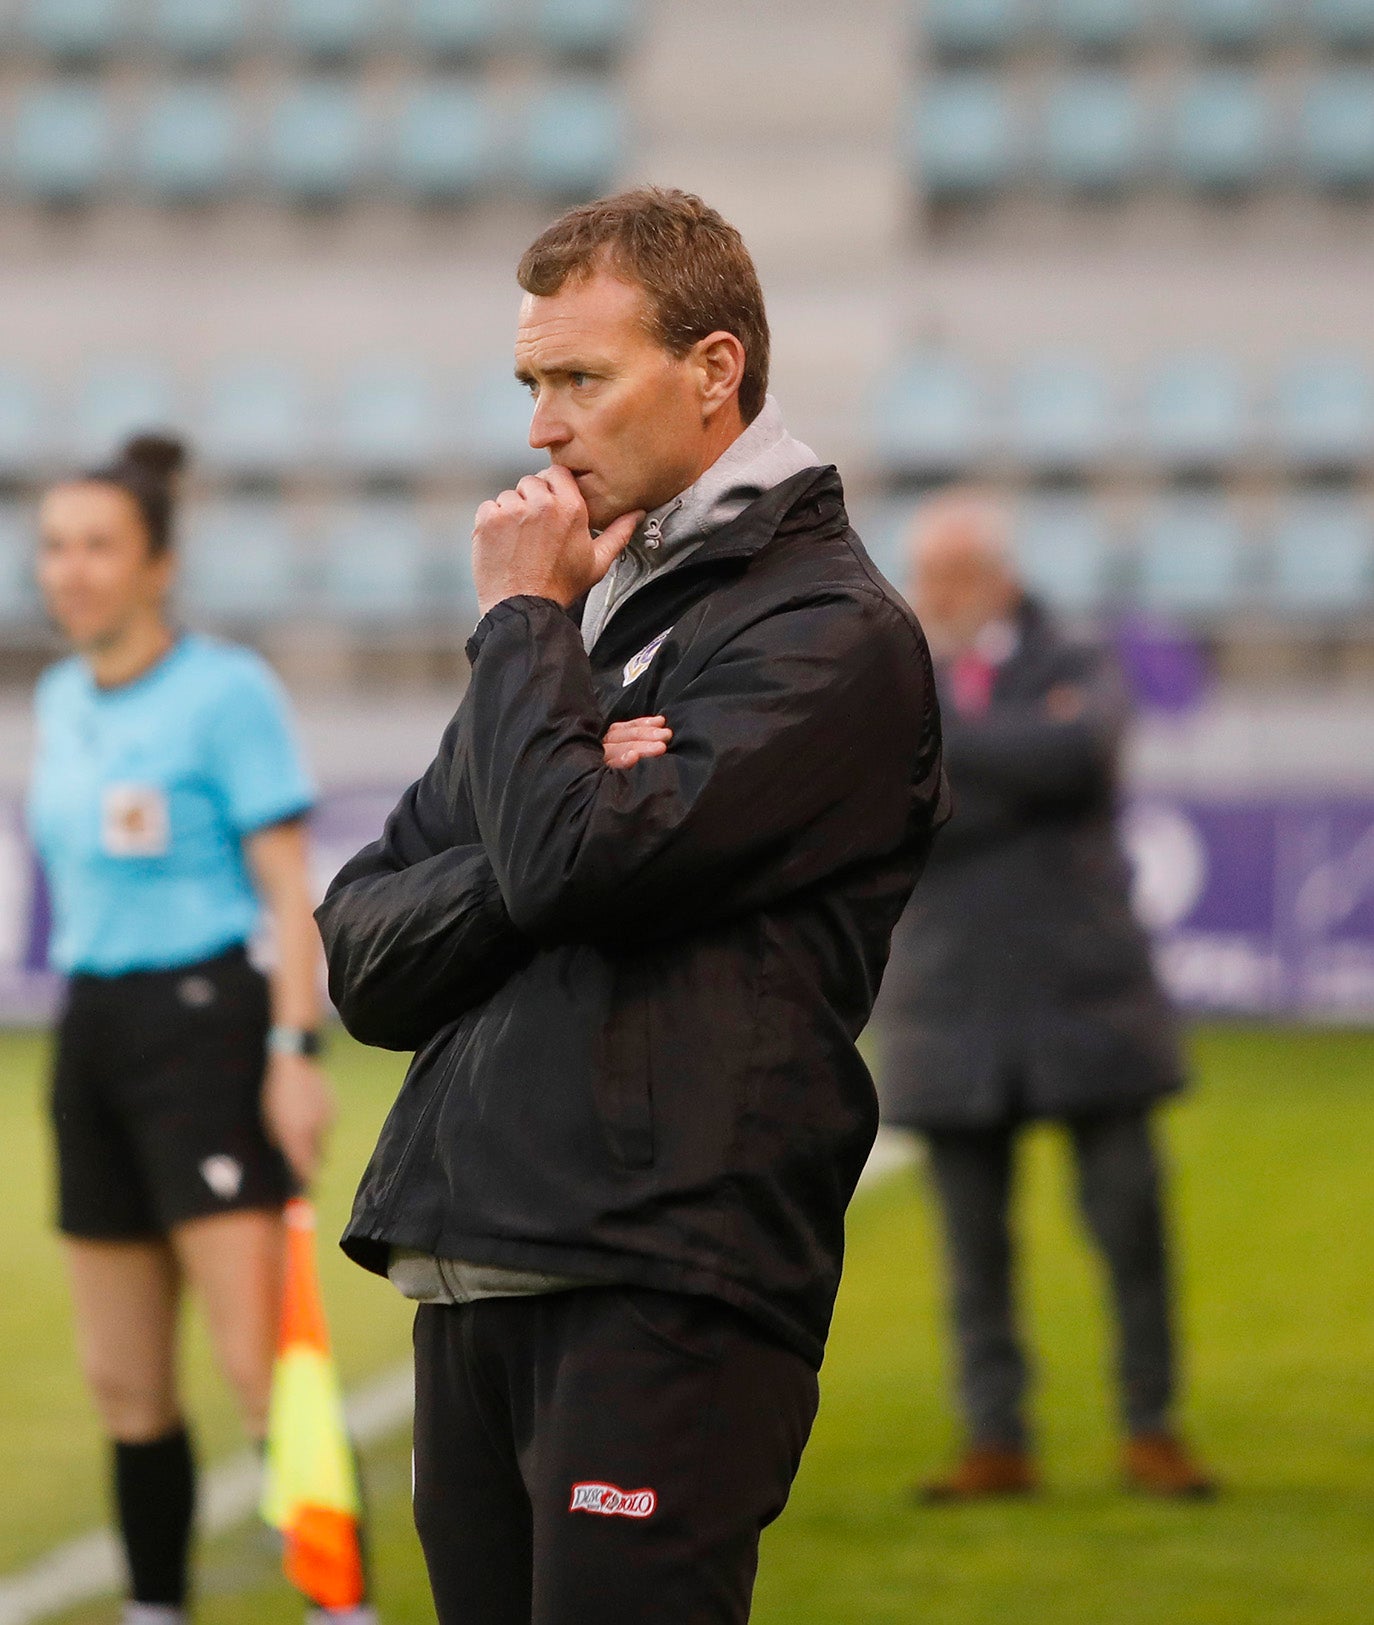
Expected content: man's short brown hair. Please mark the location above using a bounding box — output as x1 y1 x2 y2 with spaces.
517 186 770 423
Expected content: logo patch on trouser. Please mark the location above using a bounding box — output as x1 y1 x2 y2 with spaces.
569 1482 657 1518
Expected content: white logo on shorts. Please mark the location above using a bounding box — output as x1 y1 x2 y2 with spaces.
200 1155 243 1200
569 1482 657 1519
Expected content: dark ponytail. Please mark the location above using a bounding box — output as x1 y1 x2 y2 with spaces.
86 432 188 557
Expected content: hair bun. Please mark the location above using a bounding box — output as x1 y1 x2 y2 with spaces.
119 432 187 483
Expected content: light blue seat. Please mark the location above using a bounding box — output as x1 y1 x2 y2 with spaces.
459 363 542 479
1009 353 1116 471
1014 495 1115 614
1173 0 1281 49
1042 72 1150 193
9 82 116 203
180 499 303 620
262 81 369 203
401 0 505 57
149 0 254 60
851 497 918 588
1272 355 1374 471
320 501 433 623
0 503 41 626
534 0 635 58
1135 496 1251 615
276 0 380 58
198 360 312 477
907 76 1019 198
922 0 1028 56
334 359 441 478
1140 353 1248 470
1266 494 1374 616
521 83 624 199
69 361 180 463
1046 0 1148 51
136 83 240 200
1170 71 1275 191
390 80 491 201
19 0 130 58
0 368 49 481
872 354 989 476
1307 0 1374 49
1298 70 1374 193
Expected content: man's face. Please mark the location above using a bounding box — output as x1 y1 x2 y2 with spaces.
909 519 1017 657
514 269 711 531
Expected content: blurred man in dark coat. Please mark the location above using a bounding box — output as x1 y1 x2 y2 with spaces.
876 491 1216 1501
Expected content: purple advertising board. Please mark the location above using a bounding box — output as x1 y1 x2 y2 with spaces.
2 788 1373 1024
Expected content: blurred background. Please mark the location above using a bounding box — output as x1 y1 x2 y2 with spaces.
0 3 1371 1622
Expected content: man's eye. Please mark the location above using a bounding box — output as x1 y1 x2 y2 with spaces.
570 372 589 388
521 379 538 399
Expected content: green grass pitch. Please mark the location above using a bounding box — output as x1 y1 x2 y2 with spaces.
2 1025 1371 1624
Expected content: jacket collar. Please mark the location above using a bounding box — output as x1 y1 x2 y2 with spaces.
659 464 848 573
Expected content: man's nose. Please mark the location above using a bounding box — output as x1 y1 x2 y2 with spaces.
528 393 569 452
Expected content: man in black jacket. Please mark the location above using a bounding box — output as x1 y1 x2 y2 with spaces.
315 188 946 1623
875 491 1216 1503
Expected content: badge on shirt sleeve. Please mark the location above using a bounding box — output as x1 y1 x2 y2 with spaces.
101 783 170 857
623 628 672 687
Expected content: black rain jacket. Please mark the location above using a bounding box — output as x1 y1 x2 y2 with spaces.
316 466 947 1367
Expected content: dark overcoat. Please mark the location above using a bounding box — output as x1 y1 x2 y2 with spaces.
875 595 1185 1130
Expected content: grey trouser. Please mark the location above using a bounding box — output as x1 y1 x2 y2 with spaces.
924 1106 1175 1448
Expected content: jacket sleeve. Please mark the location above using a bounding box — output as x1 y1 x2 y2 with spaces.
463 591 941 943
314 724 532 1051
940 644 1125 809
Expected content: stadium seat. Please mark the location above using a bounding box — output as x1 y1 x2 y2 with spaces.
1170 71 1275 192
1045 0 1148 52
333 359 442 479
1266 494 1374 616
1271 355 1374 472
19 0 129 59
1173 0 1282 50
1008 353 1116 471
1014 495 1116 613
1307 0 1374 49
1298 70 1374 194
1042 72 1150 193
921 0 1028 58
136 82 240 201
459 363 542 479
390 80 492 201
851 496 917 587
262 81 370 203
197 359 313 478
149 0 254 61
69 361 180 463
0 503 40 625
401 0 505 58
320 501 433 624
181 499 303 620
1134 496 1251 616
0 368 48 481
276 0 380 59
907 76 1019 199
534 0 635 58
1139 353 1248 471
871 354 990 476
520 83 624 199
9 82 116 203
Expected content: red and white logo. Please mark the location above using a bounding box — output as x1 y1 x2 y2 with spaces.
569 1481 658 1519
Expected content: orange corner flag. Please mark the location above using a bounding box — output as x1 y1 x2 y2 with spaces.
261 1198 366 1611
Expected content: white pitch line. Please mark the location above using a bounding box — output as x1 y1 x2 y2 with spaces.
0 1365 414 1625
0 1132 917 1625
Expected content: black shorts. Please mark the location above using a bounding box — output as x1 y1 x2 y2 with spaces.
51 944 295 1240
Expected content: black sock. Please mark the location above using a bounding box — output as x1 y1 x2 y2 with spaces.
113 1426 196 1607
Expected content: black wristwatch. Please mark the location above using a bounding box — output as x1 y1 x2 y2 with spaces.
267 1025 323 1059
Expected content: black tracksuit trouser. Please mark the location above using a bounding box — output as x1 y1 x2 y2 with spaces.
412 1285 819 1625
924 1105 1176 1448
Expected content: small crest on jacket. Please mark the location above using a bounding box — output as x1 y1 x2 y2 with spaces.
623 628 672 686
569 1482 657 1518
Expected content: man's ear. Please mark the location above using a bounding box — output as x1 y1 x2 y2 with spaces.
693 331 747 420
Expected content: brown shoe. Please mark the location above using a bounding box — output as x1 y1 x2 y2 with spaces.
917 1445 1040 1503
1123 1431 1219 1499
